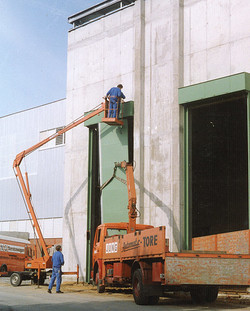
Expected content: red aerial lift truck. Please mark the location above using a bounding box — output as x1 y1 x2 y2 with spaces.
11 100 119 286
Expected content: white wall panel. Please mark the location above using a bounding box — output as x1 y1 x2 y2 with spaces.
0 218 63 239
183 0 250 84
0 99 66 222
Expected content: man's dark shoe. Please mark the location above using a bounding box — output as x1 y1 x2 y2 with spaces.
48 289 52 293
56 290 63 293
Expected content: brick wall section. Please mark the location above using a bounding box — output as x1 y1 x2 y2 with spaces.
192 230 250 254
30 237 62 257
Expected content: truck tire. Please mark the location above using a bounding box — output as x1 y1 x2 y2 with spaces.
148 296 159 305
96 271 105 293
190 286 219 304
10 273 22 287
132 269 149 305
205 286 219 303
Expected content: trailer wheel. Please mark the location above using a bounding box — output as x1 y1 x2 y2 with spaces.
96 271 105 293
190 286 219 304
10 273 22 287
0 265 7 272
132 269 149 305
32 275 45 285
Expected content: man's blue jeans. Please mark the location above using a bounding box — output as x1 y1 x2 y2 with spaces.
108 100 118 118
48 267 62 292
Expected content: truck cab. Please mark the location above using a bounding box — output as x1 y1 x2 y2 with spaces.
91 222 153 290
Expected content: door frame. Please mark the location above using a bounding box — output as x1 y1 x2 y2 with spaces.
179 73 250 249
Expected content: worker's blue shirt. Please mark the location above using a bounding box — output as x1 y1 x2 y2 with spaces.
52 251 64 268
106 87 125 102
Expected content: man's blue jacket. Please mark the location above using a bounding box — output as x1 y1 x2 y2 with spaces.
106 87 125 102
52 251 64 269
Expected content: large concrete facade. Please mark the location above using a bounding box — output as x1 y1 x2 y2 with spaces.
63 0 250 280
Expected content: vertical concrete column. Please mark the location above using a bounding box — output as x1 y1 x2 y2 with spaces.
133 0 145 223
170 0 184 251
178 0 186 249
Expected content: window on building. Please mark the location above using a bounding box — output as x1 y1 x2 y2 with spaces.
68 0 136 28
55 127 65 146
39 127 65 150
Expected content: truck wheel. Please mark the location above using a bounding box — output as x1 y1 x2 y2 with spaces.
190 287 206 304
96 271 105 293
205 286 219 303
148 296 159 305
132 269 149 305
190 286 219 304
10 273 22 287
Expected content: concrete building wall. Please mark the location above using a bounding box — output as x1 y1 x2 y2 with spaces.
183 0 250 85
0 99 66 239
64 0 250 279
63 2 136 278
136 0 183 252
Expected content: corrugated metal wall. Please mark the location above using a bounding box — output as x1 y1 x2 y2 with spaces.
0 99 66 221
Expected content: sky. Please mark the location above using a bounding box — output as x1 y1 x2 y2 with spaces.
0 0 100 117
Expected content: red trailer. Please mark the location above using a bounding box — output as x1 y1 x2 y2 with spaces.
0 234 32 275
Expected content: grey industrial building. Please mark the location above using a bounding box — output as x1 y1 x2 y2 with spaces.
0 100 66 242
0 0 250 282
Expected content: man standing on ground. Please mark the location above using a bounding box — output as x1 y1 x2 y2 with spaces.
48 245 64 294
106 84 125 118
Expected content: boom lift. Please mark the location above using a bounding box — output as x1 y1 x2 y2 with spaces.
11 101 119 286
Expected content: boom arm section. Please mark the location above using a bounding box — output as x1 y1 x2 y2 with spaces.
115 161 137 233
13 104 105 167
13 103 105 262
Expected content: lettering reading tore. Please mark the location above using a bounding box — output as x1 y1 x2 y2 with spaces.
106 242 118 254
143 235 158 247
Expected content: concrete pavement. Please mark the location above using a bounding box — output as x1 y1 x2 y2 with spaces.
0 277 250 311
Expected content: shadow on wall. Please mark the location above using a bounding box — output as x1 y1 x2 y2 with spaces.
64 178 88 278
134 179 180 250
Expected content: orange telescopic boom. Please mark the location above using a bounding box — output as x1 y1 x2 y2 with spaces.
114 161 137 233
13 103 105 269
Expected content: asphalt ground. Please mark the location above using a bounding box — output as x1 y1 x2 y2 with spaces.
0 277 250 311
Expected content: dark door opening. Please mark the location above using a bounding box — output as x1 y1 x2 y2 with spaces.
90 126 101 238
127 117 134 163
86 125 101 281
189 95 248 238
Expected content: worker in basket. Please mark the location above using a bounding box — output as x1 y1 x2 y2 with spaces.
105 84 125 118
